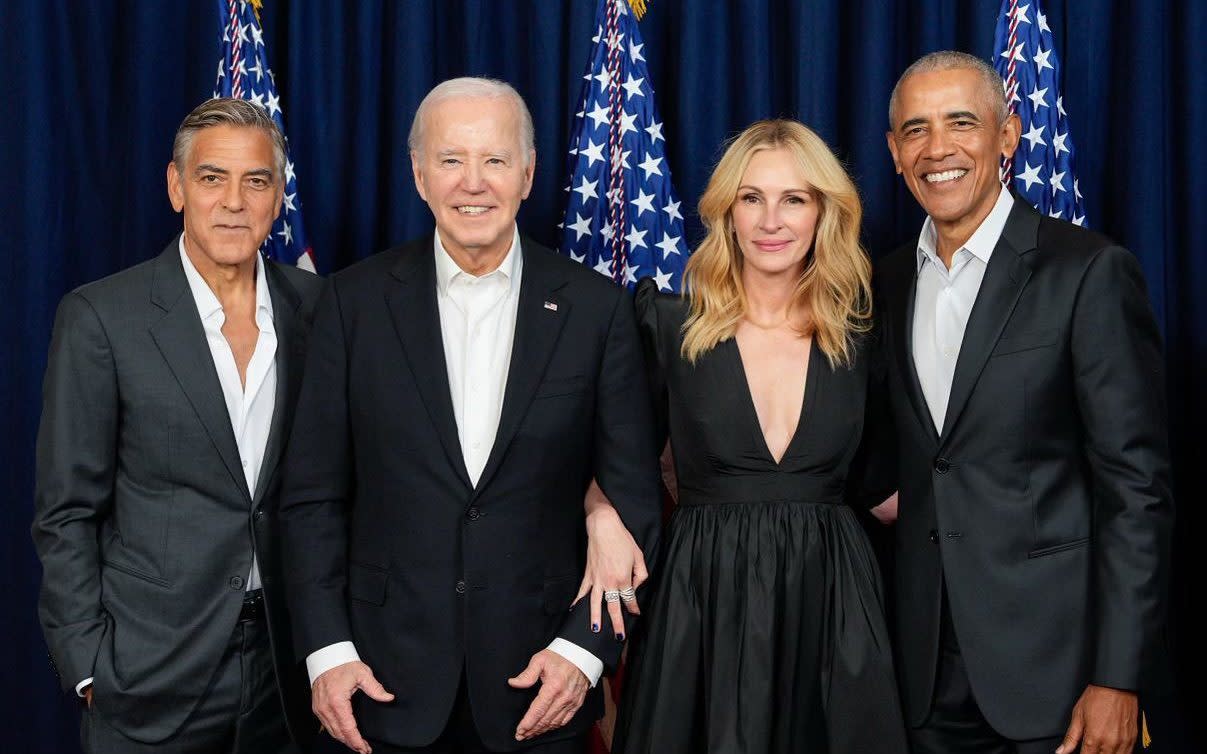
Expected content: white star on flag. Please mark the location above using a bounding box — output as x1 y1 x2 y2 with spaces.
568 213 594 240
1022 123 1046 148
638 153 663 179
655 232 682 257
1016 161 1044 190
632 189 656 217
574 177 599 203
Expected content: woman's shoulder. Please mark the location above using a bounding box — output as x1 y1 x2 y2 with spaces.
635 277 689 329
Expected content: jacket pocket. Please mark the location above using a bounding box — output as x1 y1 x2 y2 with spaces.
543 575 580 615
991 328 1058 357
101 559 171 588
1027 537 1090 559
534 376 588 399
347 562 388 605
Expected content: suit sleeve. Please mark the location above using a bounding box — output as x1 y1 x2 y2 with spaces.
1070 245 1174 691
280 278 356 660
557 285 663 670
31 292 118 692
847 311 900 510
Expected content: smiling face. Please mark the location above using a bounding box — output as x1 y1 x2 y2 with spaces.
730 147 820 280
166 124 283 272
411 95 535 267
887 67 1020 251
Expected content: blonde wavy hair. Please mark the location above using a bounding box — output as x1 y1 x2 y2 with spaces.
681 119 872 367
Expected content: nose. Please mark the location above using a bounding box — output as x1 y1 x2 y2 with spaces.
922 127 955 161
759 203 783 232
221 179 245 211
461 161 485 192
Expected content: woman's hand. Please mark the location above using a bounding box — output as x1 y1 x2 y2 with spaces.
578 479 649 639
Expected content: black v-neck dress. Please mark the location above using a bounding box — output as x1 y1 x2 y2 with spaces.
613 279 906 754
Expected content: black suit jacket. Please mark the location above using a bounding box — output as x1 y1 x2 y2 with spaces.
872 200 1174 739
280 236 662 752
32 239 321 746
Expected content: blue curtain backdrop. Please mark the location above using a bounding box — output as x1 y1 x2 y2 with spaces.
2 2 1202 752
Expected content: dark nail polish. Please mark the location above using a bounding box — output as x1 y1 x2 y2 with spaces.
592 623 599 632
615 632 625 641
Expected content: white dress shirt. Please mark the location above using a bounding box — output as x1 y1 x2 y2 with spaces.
76 237 277 696
912 184 1014 433
305 228 604 688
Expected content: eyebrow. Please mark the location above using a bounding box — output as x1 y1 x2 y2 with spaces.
737 185 812 194
194 164 274 179
899 110 983 132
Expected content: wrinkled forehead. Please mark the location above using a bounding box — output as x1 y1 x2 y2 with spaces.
894 68 999 126
423 96 524 150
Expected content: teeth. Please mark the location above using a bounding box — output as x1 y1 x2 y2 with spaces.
457 206 489 215
925 169 967 184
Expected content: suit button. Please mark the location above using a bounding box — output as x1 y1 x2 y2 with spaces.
229 576 245 590
455 580 467 595
253 508 265 521
928 530 939 544
467 507 480 521
934 457 951 474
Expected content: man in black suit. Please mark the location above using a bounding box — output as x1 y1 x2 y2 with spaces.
876 51 1173 754
32 98 321 752
280 78 662 754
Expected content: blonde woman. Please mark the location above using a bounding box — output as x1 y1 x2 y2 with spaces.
593 120 906 753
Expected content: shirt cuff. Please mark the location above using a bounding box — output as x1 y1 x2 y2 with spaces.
75 677 94 697
305 642 361 686
547 638 603 687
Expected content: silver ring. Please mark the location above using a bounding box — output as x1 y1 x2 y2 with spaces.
619 587 636 603
604 590 622 603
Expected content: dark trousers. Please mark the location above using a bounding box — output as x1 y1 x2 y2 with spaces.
316 671 585 754
908 588 1064 754
82 593 296 754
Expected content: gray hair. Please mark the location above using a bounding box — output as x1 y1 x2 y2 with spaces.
888 50 1010 129
172 97 287 180
408 77 535 166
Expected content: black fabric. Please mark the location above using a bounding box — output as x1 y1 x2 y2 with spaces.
612 279 906 754
872 200 1175 740
279 239 662 752
907 589 1066 754
81 618 296 754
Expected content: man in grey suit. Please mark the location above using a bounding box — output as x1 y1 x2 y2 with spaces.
32 98 321 753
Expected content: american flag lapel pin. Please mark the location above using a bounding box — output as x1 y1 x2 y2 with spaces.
543 300 559 312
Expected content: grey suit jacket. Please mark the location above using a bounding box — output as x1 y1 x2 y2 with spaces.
32 238 322 744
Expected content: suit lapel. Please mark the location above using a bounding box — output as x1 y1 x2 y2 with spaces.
252 262 303 505
938 201 1039 447
889 253 940 445
472 241 570 497
385 240 472 489
147 240 252 502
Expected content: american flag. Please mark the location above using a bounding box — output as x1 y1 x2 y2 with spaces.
212 0 315 271
994 0 1087 225
559 0 688 292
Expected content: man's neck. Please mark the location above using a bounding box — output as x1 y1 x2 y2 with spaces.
183 236 257 306
443 240 512 277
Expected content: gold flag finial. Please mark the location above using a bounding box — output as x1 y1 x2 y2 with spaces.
249 0 263 24
627 0 648 20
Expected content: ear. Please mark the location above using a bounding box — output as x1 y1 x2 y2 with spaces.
999 113 1022 161
272 181 285 222
520 149 536 200
885 131 903 175
411 150 427 202
166 162 185 213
